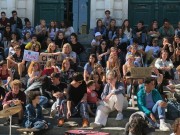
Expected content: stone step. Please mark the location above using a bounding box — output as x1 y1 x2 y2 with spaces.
0 126 172 135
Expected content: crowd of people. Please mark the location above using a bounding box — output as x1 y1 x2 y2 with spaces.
0 9 180 134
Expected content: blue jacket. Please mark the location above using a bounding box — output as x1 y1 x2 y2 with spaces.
137 86 162 116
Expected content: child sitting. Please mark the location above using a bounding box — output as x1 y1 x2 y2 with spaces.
86 80 99 116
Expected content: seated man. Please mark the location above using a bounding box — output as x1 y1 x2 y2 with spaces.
2 80 26 125
137 77 170 131
7 45 25 79
58 73 89 128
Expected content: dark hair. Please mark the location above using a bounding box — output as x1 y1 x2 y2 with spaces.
96 19 103 27
88 54 97 65
144 77 154 84
0 60 7 66
1 11 5 15
115 26 123 38
122 19 130 32
163 18 169 23
160 49 170 60
86 80 95 87
138 20 144 25
90 71 102 84
51 72 60 78
129 114 147 135
24 18 30 24
23 31 31 40
31 34 37 39
49 21 56 32
27 91 41 104
55 31 65 40
105 10 110 14
12 10 17 14
70 33 78 42
72 72 84 82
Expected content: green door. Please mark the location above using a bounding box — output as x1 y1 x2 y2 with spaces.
129 0 180 27
35 0 65 25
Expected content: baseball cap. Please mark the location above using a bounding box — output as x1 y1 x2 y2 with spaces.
95 32 101 37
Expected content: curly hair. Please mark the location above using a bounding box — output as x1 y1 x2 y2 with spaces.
129 114 147 135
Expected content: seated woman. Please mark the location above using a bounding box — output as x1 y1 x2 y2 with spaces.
0 60 13 89
90 70 128 128
7 45 26 79
90 71 104 99
126 45 142 67
27 61 42 87
96 40 110 68
106 51 121 81
172 35 180 67
54 31 68 50
61 43 77 71
155 49 174 81
44 42 59 53
162 37 174 57
24 91 49 130
41 60 57 77
60 58 74 84
94 63 106 84
84 54 97 82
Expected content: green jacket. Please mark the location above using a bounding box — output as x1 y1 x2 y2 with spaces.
137 86 162 116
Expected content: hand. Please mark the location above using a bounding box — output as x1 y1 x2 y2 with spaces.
67 111 71 119
159 101 167 107
13 100 21 105
53 92 63 98
81 98 87 103
150 113 156 122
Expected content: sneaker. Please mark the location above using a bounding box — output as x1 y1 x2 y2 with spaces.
50 109 57 118
90 122 102 128
159 122 170 131
57 119 64 127
115 113 123 120
82 119 89 128
42 107 49 115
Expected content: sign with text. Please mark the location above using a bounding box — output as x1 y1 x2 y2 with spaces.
39 53 62 65
130 67 152 78
23 50 39 62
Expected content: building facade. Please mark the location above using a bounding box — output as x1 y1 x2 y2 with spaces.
0 0 179 33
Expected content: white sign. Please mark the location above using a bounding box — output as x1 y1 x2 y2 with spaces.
23 50 39 62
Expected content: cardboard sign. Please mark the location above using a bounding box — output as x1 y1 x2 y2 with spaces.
130 67 152 78
39 53 62 65
23 50 39 62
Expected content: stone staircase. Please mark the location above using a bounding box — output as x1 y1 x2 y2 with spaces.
0 107 173 135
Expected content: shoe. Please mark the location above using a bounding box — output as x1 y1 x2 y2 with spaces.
50 109 57 118
42 107 49 115
82 119 89 128
115 113 123 120
90 122 102 128
159 122 170 131
57 119 64 127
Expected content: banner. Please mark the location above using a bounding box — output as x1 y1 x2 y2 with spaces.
39 53 62 65
23 50 39 62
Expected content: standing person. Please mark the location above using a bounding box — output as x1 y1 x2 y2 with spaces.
103 10 112 28
59 73 89 127
90 70 128 128
137 77 171 131
9 10 23 38
2 80 26 125
24 91 49 130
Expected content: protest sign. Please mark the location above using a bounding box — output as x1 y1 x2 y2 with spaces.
39 53 62 65
23 50 39 62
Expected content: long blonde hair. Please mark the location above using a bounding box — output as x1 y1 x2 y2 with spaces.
28 61 41 75
47 42 56 53
62 43 72 53
61 58 70 71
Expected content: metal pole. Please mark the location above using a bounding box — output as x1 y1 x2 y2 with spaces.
9 115 12 135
